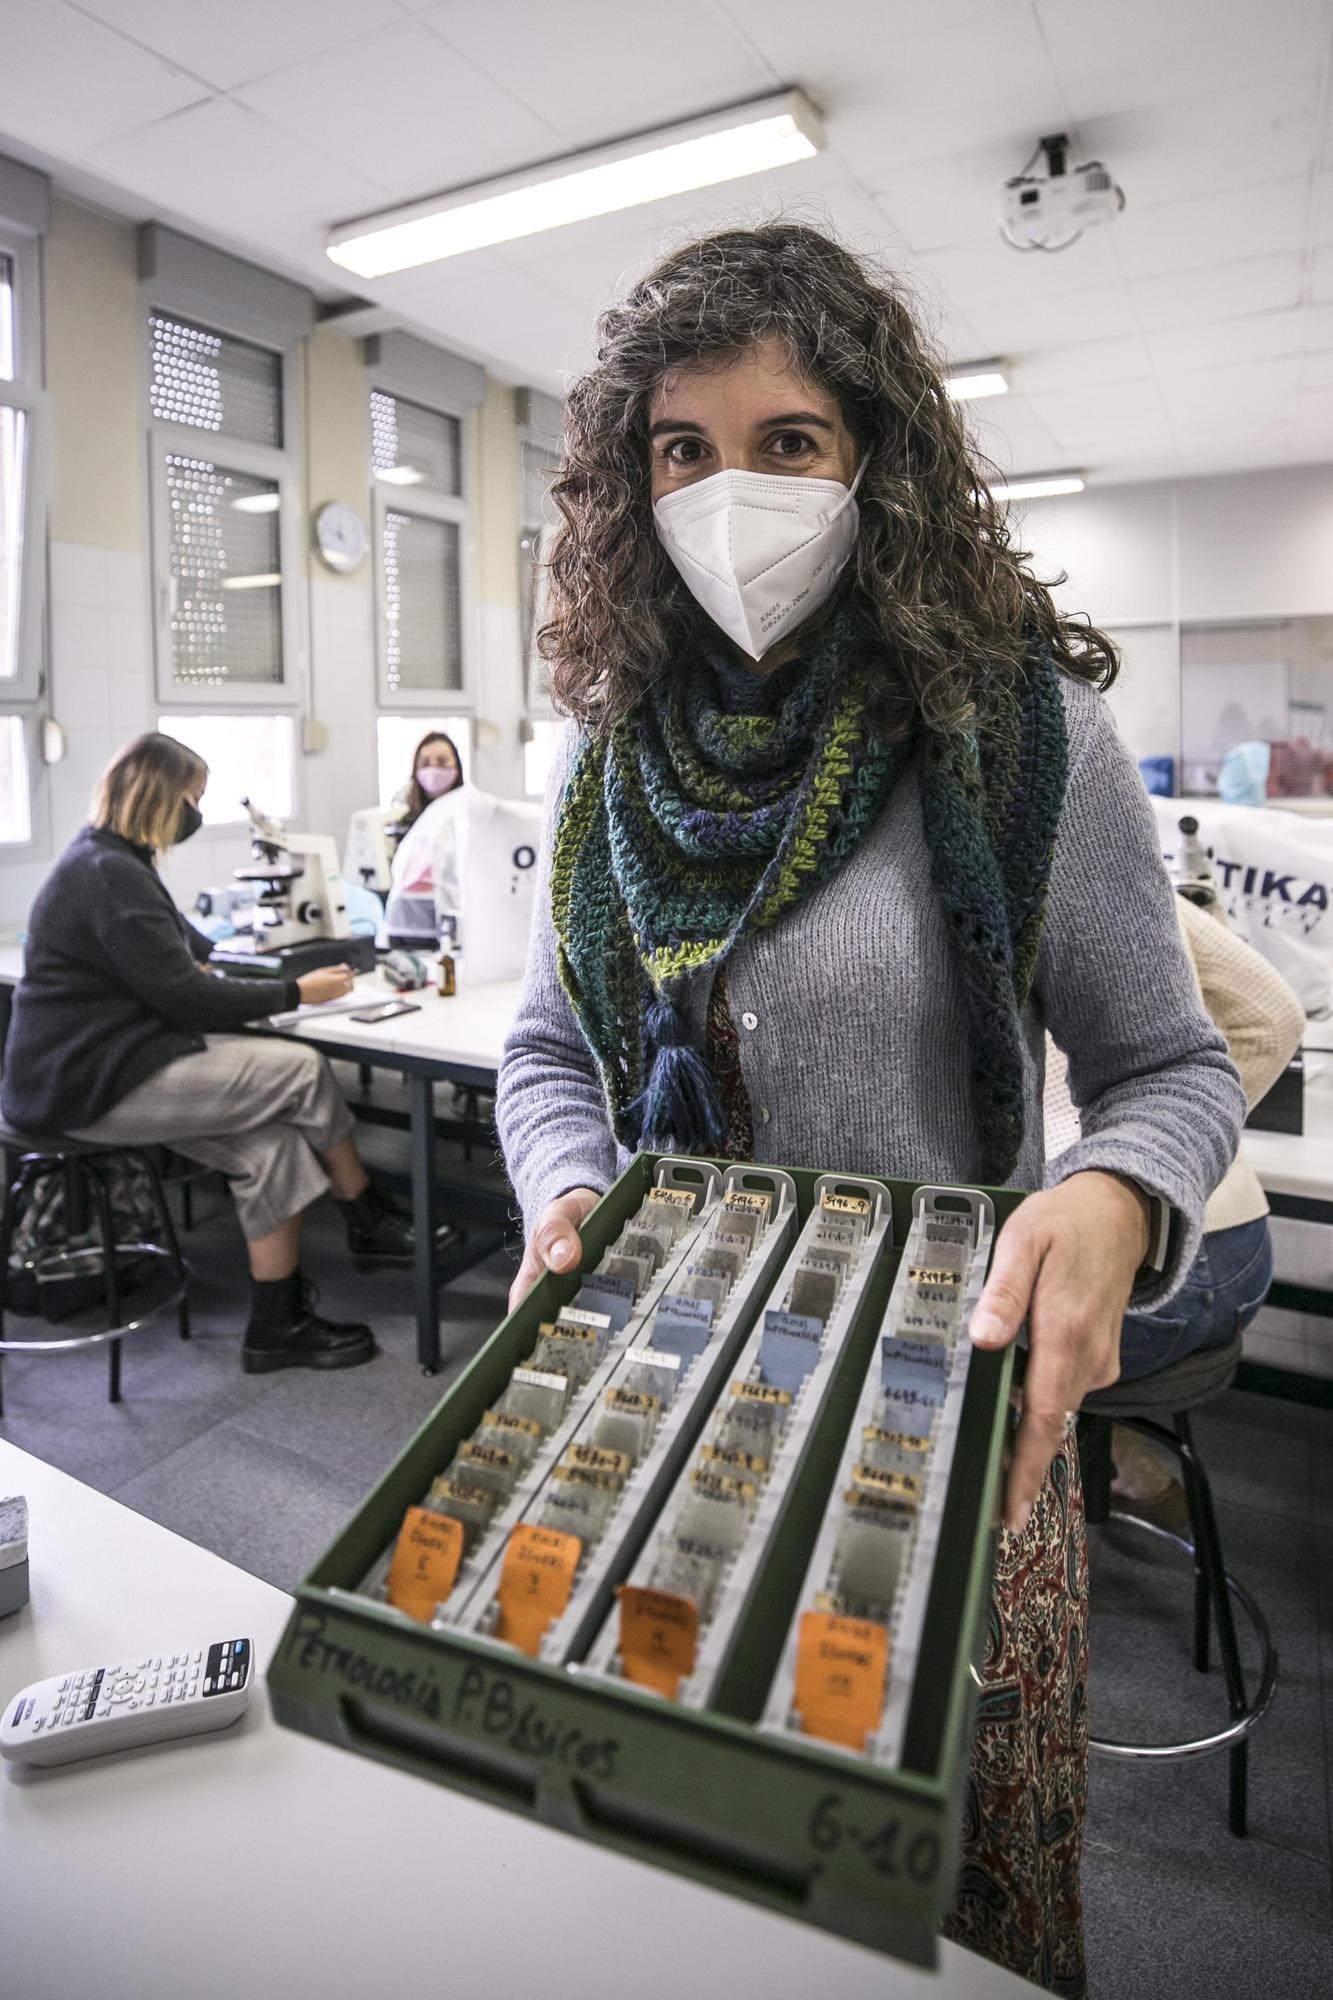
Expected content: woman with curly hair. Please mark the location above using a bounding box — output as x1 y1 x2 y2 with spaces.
496 222 1243 1993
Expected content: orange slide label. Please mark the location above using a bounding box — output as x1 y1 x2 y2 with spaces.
497 1523 582 1657
795 1612 889 1753
386 1507 465 1624
618 1586 699 1700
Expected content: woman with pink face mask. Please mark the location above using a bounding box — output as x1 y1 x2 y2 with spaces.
392 730 464 835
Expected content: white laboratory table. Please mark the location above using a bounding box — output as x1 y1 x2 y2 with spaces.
267 968 521 1371
0 1441 1034 2000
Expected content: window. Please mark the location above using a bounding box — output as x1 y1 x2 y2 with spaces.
0 223 47 851
376 713 473 809
0 712 31 844
371 388 470 709
158 712 296 826
522 717 564 800
147 308 298 708
520 435 561 716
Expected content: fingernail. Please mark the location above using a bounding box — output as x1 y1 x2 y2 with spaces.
971 1312 1006 1345
548 1239 573 1268
1006 1502 1032 1537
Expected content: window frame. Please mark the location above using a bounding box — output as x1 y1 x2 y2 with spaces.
368 381 478 716
517 408 563 723
0 219 49 859
142 285 308 719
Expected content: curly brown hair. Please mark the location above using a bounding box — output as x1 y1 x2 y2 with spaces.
540 221 1117 738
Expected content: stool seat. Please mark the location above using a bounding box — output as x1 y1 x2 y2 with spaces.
0 1119 121 1156
1084 1331 1241 1419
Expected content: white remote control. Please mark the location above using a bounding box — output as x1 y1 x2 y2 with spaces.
2 1637 254 1767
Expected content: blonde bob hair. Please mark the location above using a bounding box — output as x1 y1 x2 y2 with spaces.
90 732 207 851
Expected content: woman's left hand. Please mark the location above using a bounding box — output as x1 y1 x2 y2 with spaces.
969 1170 1152 1533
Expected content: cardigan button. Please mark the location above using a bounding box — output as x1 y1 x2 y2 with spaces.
759 1107 771 1125
741 1011 758 1031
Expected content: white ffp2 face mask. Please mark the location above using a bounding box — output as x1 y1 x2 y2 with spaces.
653 457 867 660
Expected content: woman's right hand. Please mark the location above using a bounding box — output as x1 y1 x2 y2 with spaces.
509 1187 602 1311
296 964 356 1006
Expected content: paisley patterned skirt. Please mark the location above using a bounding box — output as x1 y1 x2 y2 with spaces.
941 1422 1089 1998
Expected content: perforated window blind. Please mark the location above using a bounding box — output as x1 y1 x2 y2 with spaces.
382 509 462 694
165 454 282 688
151 313 283 448
372 390 461 495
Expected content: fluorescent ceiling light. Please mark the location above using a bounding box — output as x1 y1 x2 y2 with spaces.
374 464 426 486
991 474 1085 501
221 572 282 591
945 365 1008 401
327 90 824 279
230 492 280 513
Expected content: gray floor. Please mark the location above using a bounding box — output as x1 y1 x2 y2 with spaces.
1 1170 1330 1998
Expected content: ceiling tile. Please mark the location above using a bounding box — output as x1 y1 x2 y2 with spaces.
85 97 392 249
1010 335 1151 392
960 396 1063 475
0 0 205 157
1071 70 1322 210
950 287 1141 354
1130 252 1303 330
1144 308 1312 373
236 20 559 203
1114 176 1310 281
871 148 1022 254
70 0 404 92
1036 0 1331 119
916 228 1122 318
1310 242 1333 301
1023 378 1171 449
425 0 773 147
385 264 597 388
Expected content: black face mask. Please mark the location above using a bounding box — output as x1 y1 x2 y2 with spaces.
174 802 203 845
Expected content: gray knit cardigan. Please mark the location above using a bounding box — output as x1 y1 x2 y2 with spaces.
496 676 1245 1308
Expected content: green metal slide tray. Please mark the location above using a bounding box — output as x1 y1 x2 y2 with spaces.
267 1156 1019 1967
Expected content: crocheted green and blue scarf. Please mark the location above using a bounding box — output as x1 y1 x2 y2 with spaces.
550 619 1068 1183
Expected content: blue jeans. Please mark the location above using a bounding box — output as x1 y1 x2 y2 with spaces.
1118 1216 1274 1383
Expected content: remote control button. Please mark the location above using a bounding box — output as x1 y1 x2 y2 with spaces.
97 1705 110 1718
192 1650 202 1664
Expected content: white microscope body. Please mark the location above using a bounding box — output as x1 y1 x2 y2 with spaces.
209 798 374 976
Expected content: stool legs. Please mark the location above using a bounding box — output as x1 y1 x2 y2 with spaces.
1175 1412 1251 1836
0 1157 40 1421
88 1162 123 1406
136 1152 191 1341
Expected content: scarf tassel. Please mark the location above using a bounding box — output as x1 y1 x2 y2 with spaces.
628 997 727 1155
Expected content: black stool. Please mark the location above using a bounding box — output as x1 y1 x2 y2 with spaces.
1079 1333 1277 1836
0 1122 191 1415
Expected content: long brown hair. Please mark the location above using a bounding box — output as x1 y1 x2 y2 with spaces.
539 221 1117 738
90 732 207 850
402 729 465 828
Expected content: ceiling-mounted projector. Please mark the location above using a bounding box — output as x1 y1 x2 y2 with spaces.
1000 132 1124 252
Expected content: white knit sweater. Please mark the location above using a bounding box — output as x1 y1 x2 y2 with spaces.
1045 894 1305 1233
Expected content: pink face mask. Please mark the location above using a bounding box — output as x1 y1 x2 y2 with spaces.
416 765 458 798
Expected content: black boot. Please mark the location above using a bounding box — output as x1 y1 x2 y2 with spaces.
338 1181 464 1268
242 1272 377 1374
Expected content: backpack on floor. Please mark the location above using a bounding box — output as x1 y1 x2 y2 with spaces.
4 1157 164 1321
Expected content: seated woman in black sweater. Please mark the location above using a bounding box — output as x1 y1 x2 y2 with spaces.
2 732 429 1373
